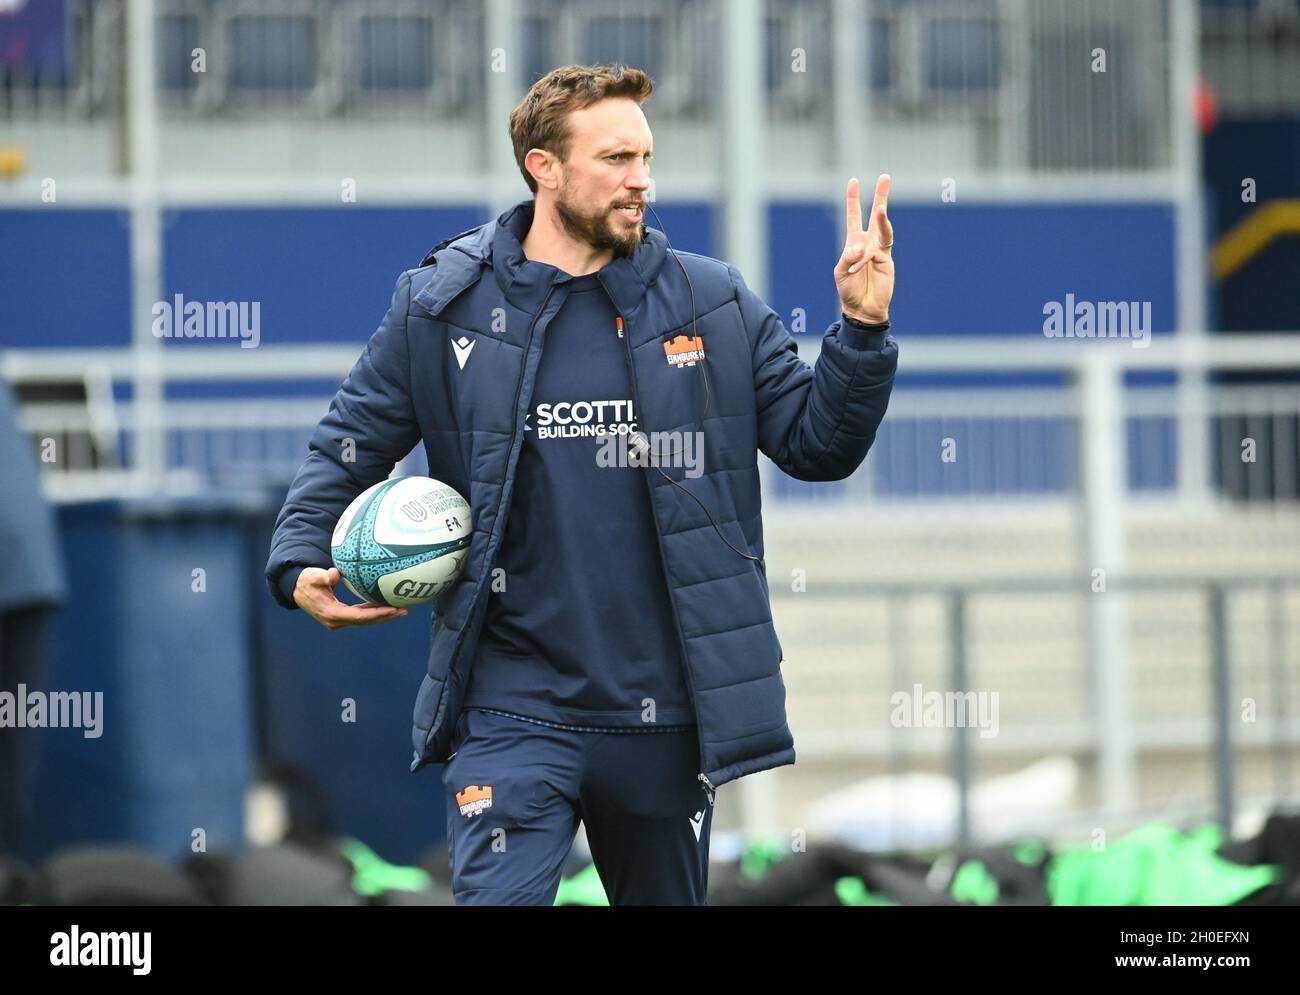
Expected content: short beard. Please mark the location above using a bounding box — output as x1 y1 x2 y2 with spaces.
554 186 646 258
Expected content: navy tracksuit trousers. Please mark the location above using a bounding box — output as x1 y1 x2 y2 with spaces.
441 707 716 906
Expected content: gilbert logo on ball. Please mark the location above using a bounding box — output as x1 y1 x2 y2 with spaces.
331 476 471 607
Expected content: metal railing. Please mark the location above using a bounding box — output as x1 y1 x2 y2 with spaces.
1202 0 1300 114
5 333 1300 501
770 573 1300 845
1 0 1187 171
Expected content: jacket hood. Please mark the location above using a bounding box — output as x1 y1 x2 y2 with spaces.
415 198 671 320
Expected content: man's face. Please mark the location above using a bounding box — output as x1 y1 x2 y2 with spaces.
551 98 653 257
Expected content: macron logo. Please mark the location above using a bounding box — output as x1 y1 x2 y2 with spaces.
452 335 475 370
689 810 705 841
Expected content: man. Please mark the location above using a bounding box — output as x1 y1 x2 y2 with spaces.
266 64 898 905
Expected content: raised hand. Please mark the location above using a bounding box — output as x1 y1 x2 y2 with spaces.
834 174 895 325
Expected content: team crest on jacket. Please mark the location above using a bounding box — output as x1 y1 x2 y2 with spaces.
457 784 493 817
663 333 705 367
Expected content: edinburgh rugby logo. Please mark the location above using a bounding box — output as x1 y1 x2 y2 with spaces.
456 784 493 817
663 333 705 368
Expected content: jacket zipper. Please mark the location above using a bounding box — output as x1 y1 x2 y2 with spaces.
600 280 714 794
479 282 556 619
421 283 555 765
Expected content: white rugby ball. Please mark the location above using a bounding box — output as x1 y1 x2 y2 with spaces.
330 475 471 607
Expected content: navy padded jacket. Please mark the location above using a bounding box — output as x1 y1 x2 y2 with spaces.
266 198 899 789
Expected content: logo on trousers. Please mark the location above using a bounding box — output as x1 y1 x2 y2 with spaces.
457 784 493 817
689 810 705 841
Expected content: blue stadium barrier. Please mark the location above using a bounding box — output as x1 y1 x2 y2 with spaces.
0 210 133 348
20 492 460 867
1 201 1173 347
22 499 258 863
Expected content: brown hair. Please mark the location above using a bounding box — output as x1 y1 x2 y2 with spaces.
509 64 654 194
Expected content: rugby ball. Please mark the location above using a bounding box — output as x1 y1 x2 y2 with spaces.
330 476 471 607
